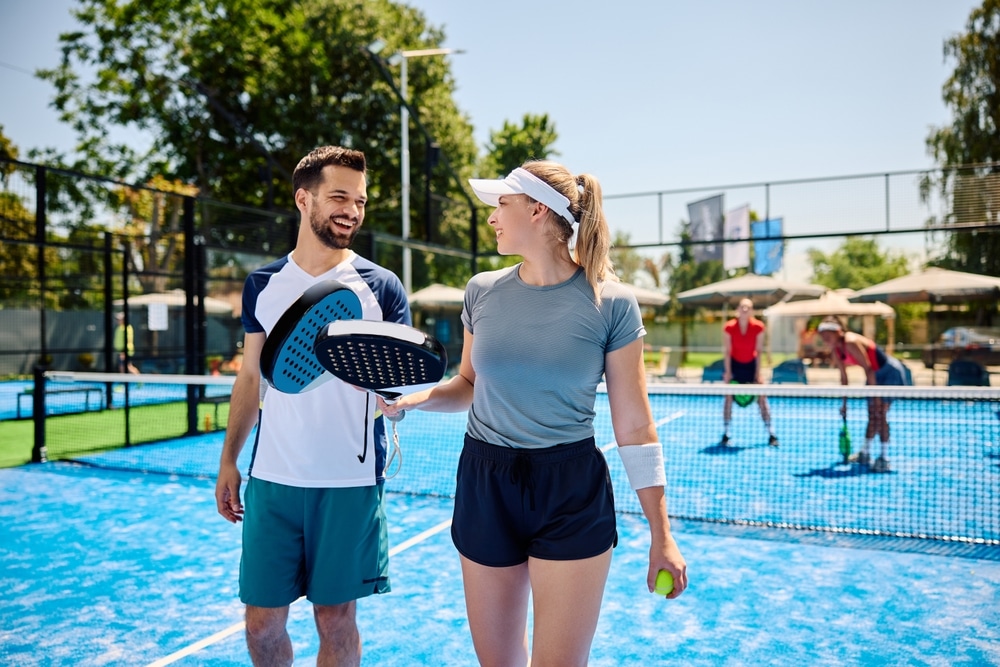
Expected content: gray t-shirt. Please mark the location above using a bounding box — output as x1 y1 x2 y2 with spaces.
461 265 645 449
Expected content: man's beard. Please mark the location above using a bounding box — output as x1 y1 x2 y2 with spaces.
310 208 360 250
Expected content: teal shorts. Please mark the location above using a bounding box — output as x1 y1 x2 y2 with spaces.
240 478 390 607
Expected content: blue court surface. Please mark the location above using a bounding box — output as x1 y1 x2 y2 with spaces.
1 387 999 665
2 460 999 666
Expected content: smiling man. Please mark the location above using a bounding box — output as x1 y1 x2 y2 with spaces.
215 145 410 666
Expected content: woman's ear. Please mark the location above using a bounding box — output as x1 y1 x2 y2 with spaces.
530 201 549 221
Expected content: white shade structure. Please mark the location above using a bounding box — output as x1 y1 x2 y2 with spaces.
763 289 894 319
408 282 668 309
765 289 897 355
408 283 466 308
114 289 235 315
849 268 1000 305
676 274 828 308
622 282 669 308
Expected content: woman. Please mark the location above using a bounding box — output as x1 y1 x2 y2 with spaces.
816 315 910 473
380 161 687 666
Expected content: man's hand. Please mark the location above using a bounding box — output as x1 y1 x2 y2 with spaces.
215 462 244 523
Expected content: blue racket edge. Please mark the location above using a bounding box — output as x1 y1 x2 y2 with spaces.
260 281 363 394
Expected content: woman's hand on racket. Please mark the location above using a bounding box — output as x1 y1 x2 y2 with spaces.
377 395 409 420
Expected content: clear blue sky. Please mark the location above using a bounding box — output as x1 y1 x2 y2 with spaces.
0 0 983 280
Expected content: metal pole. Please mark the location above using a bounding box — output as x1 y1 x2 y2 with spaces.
400 56 411 295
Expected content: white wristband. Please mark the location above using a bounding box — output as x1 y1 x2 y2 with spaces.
617 443 666 490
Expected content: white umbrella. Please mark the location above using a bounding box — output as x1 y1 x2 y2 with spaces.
622 282 669 308
849 268 1000 305
676 274 827 307
407 282 668 308
763 289 894 319
408 284 465 308
114 289 235 315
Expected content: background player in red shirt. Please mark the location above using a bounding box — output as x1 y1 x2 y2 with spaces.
721 298 778 447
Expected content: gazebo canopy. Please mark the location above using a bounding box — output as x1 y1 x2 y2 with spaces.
408 283 466 308
408 282 668 308
763 289 895 319
676 274 827 308
114 289 235 315
849 268 1000 305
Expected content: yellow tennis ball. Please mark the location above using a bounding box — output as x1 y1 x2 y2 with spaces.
654 570 674 595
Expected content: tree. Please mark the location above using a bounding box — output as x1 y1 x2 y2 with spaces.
660 221 726 361
473 113 561 272
806 237 910 291
478 113 559 178
0 126 37 303
924 0 1000 276
807 236 917 343
36 0 481 287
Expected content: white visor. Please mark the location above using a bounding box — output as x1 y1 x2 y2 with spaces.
469 167 576 225
817 321 843 333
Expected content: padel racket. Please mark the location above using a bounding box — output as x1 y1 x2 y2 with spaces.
838 413 852 463
315 320 448 472
313 320 448 403
260 280 362 394
730 380 756 408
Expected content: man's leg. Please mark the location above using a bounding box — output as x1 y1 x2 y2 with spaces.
245 605 292 666
314 601 361 667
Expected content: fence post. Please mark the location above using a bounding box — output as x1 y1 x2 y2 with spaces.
31 365 47 463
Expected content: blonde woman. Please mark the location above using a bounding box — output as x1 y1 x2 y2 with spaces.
381 161 687 666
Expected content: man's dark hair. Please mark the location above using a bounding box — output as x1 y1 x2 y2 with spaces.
292 146 367 194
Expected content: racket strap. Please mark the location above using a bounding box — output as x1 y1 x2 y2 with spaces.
386 419 402 480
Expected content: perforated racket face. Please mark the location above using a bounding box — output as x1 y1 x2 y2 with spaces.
261 281 362 394
315 329 447 397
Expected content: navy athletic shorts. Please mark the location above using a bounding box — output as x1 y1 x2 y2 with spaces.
451 434 618 567
731 358 758 384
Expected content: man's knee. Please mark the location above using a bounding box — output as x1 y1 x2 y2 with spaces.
245 605 289 641
314 601 357 638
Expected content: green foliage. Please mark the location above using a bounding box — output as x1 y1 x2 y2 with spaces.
473 113 561 274
806 237 910 291
924 0 1000 276
806 236 918 344
610 231 644 283
478 113 559 178
0 124 18 165
37 0 479 277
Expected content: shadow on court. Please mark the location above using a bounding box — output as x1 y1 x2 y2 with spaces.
794 463 888 479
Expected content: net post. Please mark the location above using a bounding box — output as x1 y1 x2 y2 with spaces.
31 364 47 463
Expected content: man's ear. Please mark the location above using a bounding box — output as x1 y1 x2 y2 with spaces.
294 188 309 212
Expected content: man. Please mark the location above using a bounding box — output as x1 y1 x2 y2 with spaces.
720 298 778 447
215 146 409 666
113 312 140 374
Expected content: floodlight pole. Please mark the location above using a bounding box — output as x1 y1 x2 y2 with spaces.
363 42 479 285
398 48 463 295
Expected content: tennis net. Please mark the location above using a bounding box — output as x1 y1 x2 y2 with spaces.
8 371 999 545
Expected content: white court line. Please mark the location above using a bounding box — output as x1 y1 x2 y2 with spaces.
599 410 687 453
144 517 453 667
148 410 684 666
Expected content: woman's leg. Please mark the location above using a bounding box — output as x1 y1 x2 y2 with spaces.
527 548 613 667
460 555 530 667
